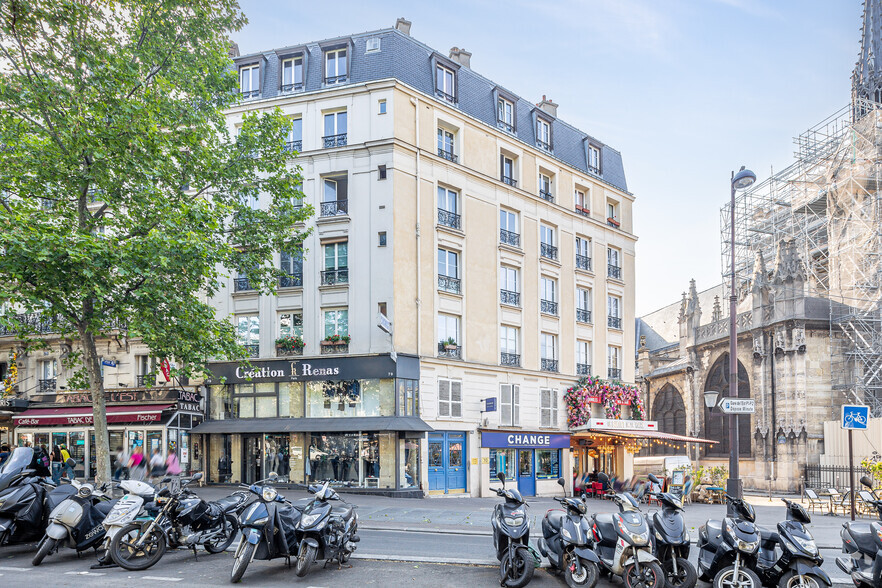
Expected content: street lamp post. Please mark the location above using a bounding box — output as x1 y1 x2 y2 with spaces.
727 166 756 500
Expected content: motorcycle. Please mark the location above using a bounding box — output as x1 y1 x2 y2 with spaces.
589 473 663 588
697 493 762 588
835 475 882 588
32 479 117 566
109 473 246 570
756 498 830 588
93 479 160 567
293 480 360 578
491 471 535 588
645 474 697 588
537 477 599 588
230 474 310 583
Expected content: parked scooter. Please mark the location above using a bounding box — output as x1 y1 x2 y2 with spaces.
491 471 535 588
537 477 599 588
32 479 117 565
293 480 360 578
756 498 830 588
231 474 310 583
835 475 882 588
93 479 160 567
697 494 762 588
645 474 697 588
589 473 663 588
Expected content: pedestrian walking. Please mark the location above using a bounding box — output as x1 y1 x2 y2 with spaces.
59 444 75 481
0 444 10 468
165 449 182 476
50 444 63 484
113 446 130 481
149 448 165 482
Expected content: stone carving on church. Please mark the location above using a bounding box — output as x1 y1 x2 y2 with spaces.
711 296 722 322
793 324 806 352
772 238 807 284
775 327 786 353
753 334 764 358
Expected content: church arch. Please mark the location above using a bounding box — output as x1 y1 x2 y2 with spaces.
702 353 752 457
651 384 686 455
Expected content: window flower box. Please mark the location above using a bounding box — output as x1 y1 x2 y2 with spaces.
440 337 458 350
607 217 620 228
275 335 304 356
321 334 351 346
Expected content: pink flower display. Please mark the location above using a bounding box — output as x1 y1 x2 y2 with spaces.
563 375 645 428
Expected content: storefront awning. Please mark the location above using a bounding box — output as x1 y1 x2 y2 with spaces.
13 404 174 427
189 416 434 434
571 427 717 445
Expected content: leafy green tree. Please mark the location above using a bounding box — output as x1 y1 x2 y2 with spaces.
0 0 310 482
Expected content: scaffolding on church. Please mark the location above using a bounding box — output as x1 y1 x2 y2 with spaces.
720 96 882 417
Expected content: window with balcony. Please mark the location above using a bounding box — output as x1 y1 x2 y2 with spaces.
607 247 622 279
321 175 348 217
285 117 302 153
540 225 557 260
500 383 520 426
607 295 622 330
500 154 517 187
577 288 592 324
541 277 558 316
281 56 303 92
280 246 303 288
136 355 156 387
323 110 348 148
499 266 519 306
539 173 553 203
437 186 460 229
497 97 514 132
324 47 348 84
500 326 519 367
438 248 461 294
608 345 621 380
322 309 349 353
500 209 520 247
437 314 461 359
234 268 254 292
322 241 348 285
438 378 462 418
575 188 590 216
577 341 591 376
39 359 57 393
236 315 260 357
575 237 592 271
239 64 260 99
588 144 601 174
536 118 551 151
435 64 456 102
279 312 303 338
540 388 558 427
437 127 457 163
541 333 558 372
607 201 620 228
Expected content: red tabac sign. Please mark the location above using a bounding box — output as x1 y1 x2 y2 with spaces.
14 404 170 427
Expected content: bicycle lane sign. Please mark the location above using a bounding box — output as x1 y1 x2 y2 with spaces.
841 404 870 430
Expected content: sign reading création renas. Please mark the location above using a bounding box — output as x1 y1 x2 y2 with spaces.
205 355 418 384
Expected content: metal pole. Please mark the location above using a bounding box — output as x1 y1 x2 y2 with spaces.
849 428 856 521
728 171 742 500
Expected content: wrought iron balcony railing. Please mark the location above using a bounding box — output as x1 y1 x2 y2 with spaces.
438 209 461 230
541 358 559 373
608 264 622 279
436 89 455 103
608 316 622 329
540 243 558 260
240 90 260 99
575 206 590 218
576 309 592 324
437 148 458 163
234 277 254 292
324 75 347 85
322 133 347 148
136 374 156 387
320 342 349 355
284 140 302 153
279 273 303 288
500 290 520 306
500 229 520 247
588 164 600 175
576 255 592 271
321 268 349 286
438 275 461 294
540 299 558 316
497 120 514 133
280 82 304 92
38 378 56 393
501 176 518 188
437 343 462 359
608 368 622 380
320 199 348 217
0 313 64 336
536 139 551 151
577 363 591 376
539 190 554 203
500 352 520 367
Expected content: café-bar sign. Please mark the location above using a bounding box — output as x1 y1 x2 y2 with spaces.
205 355 417 385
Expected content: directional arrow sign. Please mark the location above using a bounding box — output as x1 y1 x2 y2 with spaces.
718 398 756 414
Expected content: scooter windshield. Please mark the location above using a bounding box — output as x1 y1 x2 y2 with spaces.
0 447 33 478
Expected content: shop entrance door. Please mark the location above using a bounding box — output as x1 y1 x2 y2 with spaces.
517 449 535 497
242 435 261 484
427 432 467 494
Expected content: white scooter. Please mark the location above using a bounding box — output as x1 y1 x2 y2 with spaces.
91 479 159 568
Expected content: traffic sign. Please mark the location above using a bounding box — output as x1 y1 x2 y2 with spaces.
718 398 755 414
841 405 869 430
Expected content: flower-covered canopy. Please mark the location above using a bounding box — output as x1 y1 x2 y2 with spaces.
564 375 645 428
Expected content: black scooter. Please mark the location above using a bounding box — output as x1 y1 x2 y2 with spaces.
294 480 359 578
756 498 830 588
491 471 534 588
646 474 697 588
697 494 762 588
231 475 309 583
836 475 882 588
537 477 600 588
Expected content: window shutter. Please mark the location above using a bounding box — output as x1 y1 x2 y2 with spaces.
451 381 462 418
552 389 558 427
500 384 512 426
439 379 450 417
540 388 550 427
513 385 520 426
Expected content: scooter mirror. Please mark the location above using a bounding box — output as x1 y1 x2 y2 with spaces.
557 478 566 487
648 473 660 485
192 472 203 481
597 472 609 484
860 475 873 489
496 472 506 483
269 471 278 479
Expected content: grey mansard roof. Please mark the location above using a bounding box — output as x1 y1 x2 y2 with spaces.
233 27 629 194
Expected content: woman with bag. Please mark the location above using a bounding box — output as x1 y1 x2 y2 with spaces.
165 448 181 476
128 446 146 481
149 448 165 482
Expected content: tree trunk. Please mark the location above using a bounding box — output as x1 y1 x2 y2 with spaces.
79 325 111 484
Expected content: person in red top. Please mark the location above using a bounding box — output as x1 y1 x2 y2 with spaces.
128 446 146 481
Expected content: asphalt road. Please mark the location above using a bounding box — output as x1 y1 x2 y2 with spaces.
0 528 855 587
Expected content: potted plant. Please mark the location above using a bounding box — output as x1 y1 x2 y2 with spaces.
275 334 304 355
442 337 458 350
321 333 351 346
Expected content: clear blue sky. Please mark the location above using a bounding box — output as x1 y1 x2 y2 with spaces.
234 0 861 315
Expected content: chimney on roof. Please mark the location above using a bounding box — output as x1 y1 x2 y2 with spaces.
395 17 412 35
449 47 472 68
229 42 240 58
537 94 558 118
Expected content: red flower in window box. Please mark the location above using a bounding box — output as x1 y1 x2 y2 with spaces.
607 217 620 227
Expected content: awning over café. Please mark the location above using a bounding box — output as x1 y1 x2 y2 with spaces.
13 404 174 427
189 416 434 434
571 426 717 444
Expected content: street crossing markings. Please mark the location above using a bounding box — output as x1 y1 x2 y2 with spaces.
141 576 183 582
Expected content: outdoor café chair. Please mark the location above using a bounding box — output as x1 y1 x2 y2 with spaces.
804 488 826 514
858 490 877 518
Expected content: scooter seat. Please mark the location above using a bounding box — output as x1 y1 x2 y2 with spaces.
846 524 878 555
94 500 116 516
212 495 245 513
593 513 617 544
331 504 353 519
546 510 565 531
704 519 723 546
758 526 779 544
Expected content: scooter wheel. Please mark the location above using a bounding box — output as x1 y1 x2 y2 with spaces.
663 557 697 588
295 542 316 578
625 561 664 588
777 571 825 588
713 565 761 588
499 546 535 588
32 536 56 567
230 541 254 583
565 557 599 588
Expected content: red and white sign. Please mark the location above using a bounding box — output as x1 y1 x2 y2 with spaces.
13 404 171 427
160 359 172 383
588 418 658 431
585 395 602 404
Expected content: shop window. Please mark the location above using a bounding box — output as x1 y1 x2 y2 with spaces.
278 381 304 418
400 437 421 489
398 379 419 416
306 379 394 417
307 431 395 489
438 378 462 418
540 388 558 427
500 383 520 426
489 448 516 480
536 449 561 479
209 385 231 420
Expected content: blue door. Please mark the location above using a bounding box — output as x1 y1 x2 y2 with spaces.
428 432 467 494
517 449 535 497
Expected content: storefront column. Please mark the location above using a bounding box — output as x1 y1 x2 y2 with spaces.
615 447 634 480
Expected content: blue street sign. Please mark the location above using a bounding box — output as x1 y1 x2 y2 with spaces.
841 405 869 430
101 359 117 367
484 397 497 412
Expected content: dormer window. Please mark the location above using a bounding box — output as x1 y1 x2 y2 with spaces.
281 56 303 92
497 97 514 132
325 48 348 85
436 64 456 103
537 118 551 151
588 145 601 174
239 64 260 99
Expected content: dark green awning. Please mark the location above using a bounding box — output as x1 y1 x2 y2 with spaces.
190 416 433 434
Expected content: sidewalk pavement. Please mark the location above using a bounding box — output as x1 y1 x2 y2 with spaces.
192 485 863 549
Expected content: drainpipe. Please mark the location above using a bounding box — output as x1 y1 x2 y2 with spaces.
412 96 421 356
